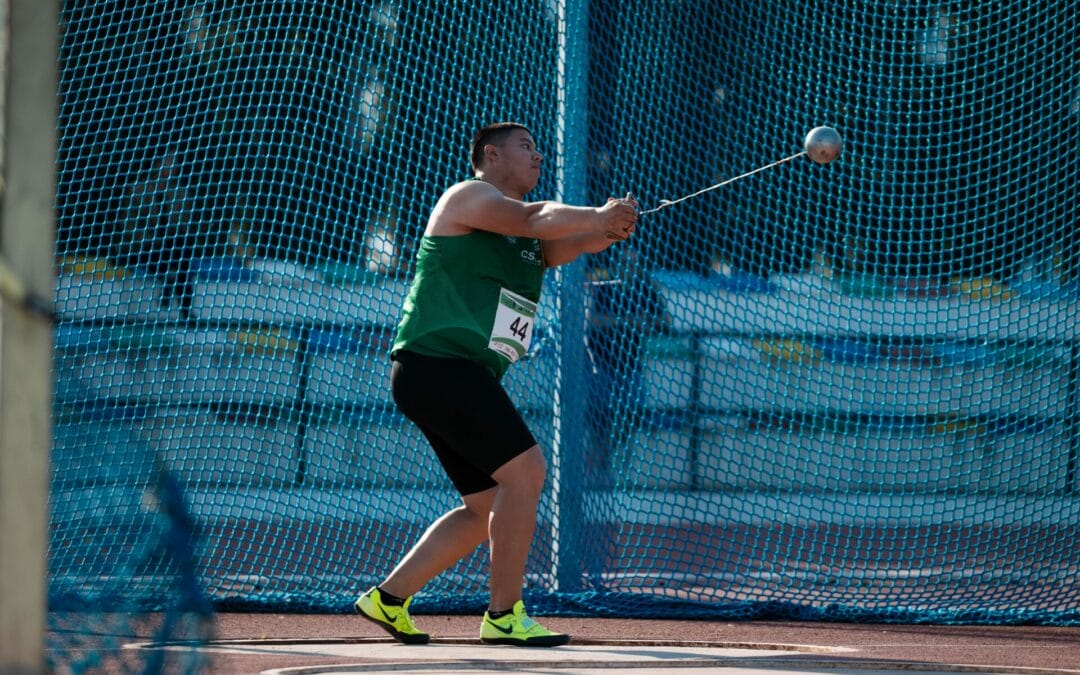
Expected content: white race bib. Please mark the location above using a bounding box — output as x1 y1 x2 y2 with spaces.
488 287 537 363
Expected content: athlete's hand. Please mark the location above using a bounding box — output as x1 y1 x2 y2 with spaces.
600 192 639 241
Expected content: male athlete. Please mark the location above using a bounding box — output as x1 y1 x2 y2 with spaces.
356 122 638 646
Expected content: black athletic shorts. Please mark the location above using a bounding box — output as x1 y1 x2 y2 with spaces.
390 349 538 496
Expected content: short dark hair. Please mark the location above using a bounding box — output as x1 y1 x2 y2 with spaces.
470 122 532 172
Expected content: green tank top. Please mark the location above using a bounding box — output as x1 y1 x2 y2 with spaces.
392 231 545 380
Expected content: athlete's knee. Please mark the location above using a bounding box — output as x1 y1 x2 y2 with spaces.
492 445 546 495
462 487 497 518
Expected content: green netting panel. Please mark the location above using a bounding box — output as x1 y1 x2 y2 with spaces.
53 0 1079 629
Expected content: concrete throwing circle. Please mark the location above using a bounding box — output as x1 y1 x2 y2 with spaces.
125 637 1018 674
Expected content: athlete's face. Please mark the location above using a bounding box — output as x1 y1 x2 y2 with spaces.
497 130 543 193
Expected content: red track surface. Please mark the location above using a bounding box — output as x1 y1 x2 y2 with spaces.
195 613 1080 673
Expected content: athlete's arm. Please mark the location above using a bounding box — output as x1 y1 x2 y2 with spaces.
540 225 637 268
541 194 640 267
426 181 636 240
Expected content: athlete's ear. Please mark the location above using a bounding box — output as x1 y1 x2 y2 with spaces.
484 143 499 164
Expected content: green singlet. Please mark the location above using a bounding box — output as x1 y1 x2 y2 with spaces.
391 231 545 380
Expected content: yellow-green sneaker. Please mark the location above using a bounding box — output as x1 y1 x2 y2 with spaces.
480 600 570 647
355 587 430 644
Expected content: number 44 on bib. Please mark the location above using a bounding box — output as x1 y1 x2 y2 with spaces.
488 287 537 363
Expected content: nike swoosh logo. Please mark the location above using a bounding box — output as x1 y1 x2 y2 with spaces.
380 606 399 623
485 618 514 635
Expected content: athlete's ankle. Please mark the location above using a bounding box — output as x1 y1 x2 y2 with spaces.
377 586 408 606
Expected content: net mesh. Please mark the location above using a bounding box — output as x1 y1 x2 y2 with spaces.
52 0 1080 631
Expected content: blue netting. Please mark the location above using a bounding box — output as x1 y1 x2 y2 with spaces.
52 0 1080 639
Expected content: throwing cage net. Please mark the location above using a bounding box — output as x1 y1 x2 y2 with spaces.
52 1 1079 652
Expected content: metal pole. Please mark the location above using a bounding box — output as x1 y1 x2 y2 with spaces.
0 0 59 671
552 0 588 594
1065 341 1079 495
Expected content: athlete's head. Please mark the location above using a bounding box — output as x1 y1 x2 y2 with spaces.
470 122 542 196
470 122 534 173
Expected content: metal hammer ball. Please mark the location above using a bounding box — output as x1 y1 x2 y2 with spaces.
804 126 843 164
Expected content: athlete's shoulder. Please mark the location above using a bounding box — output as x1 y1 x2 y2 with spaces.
432 180 497 215
440 178 501 204
429 180 512 236
445 178 492 194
